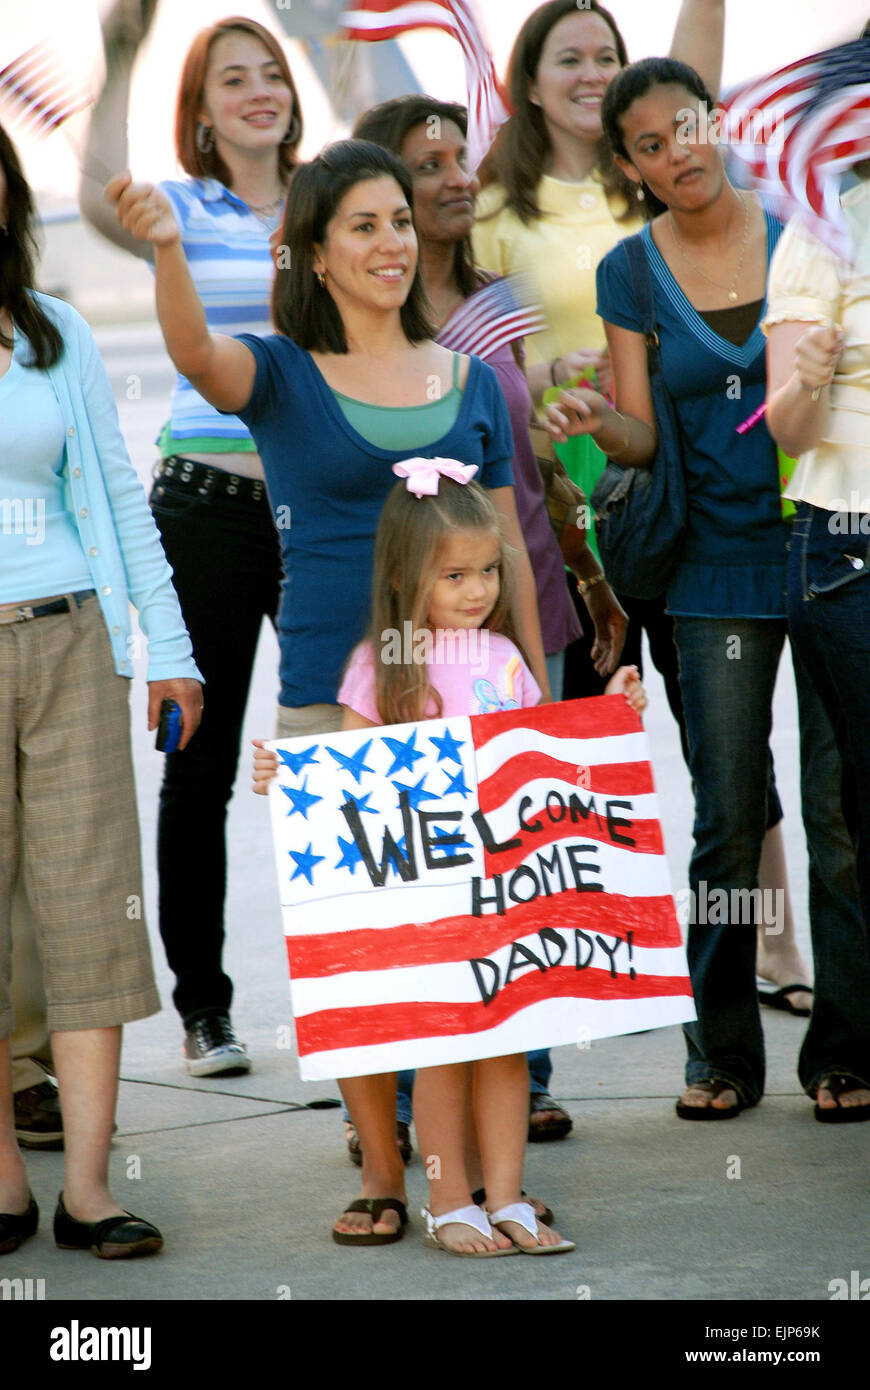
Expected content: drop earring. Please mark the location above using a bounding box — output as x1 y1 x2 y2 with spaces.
315 271 326 288
635 185 645 202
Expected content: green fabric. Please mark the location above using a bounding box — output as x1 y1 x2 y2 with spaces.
158 421 257 457
332 387 461 451
542 372 607 564
778 449 797 519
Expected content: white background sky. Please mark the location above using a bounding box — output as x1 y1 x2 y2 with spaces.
3 0 870 197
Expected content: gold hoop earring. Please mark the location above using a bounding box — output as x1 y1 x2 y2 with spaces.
315 271 326 288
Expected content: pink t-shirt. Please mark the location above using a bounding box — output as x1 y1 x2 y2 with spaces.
338 630 541 723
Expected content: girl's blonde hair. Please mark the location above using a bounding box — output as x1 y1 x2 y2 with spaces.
362 477 521 725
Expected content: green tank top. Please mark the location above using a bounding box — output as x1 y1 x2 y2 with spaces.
331 353 462 450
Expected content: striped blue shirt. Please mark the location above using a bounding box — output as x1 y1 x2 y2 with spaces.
156 178 280 452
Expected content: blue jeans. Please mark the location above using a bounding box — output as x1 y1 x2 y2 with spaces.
788 505 870 1090
341 1071 414 1129
675 615 788 1105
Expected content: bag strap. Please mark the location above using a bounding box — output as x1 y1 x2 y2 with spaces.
622 233 663 375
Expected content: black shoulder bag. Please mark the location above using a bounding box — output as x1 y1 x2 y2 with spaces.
590 233 687 600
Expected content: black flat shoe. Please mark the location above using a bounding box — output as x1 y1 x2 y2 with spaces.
54 1192 163 1259
0 1194 38 1254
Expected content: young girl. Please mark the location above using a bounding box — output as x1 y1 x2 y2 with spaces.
254 457 644 1255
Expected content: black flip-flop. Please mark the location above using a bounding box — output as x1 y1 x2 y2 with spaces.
814 1074 870 1124
675 1078 748 1121
332 1197 408 1245
757 982 813 1017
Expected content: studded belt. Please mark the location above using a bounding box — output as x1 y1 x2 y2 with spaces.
153 456 267 504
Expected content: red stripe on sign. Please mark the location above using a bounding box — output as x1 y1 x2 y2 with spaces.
477 753 654 811
286 891 681 978
482 814 664 878
295 965 693 1054
471 694 641 749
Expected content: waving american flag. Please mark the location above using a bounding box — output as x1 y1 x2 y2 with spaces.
0 43 90 137
341 0 508 171
722 38 870 257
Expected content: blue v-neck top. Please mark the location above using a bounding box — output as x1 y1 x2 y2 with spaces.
597 213 788 618
234 334 514 707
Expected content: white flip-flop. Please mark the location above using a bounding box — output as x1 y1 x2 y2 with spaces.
422 1204 518 1257
489 1202 575 1255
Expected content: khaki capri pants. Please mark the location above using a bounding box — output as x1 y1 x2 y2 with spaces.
0 595 159 1036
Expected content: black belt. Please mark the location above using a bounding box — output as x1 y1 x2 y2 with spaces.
0 589 96 625
154 457 267 503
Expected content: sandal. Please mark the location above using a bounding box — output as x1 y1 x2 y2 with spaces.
344 1121 412 1167
528 1093 573 1143
423 1204 517 1257
757 981 813 1017
489 1202 575 1255
471 1186 554 1226
814 1073 870 1125
332 1197 408 1246
675 1079 748 1121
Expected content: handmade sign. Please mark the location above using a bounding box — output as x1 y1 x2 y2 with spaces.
267 697 695 1080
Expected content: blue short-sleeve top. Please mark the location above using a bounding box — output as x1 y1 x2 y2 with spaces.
234 334 515 707
596 213 789 618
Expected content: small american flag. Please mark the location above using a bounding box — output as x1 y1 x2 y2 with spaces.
722 37 870 256
0 43 91 137
437 273 546 359
268 699 693 1080
341 0 509 171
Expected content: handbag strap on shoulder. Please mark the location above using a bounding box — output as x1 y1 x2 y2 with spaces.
622 233 660 359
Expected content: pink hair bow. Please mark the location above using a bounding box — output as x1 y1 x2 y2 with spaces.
392 456 479 498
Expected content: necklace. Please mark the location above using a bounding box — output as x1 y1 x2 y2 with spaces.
669 194 751 303
247 193 285 221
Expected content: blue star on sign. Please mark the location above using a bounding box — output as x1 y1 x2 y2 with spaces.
279 776 322 820
392 774 439 811
383 730 425 775
288 843 324 885
429 727 465 765
335 836 365 875
342 789 378 815
430 826 473 859
277 744 320 776
326 739 375 783
443 766 470 799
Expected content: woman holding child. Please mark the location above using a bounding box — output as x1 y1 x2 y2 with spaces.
109 137 574 1252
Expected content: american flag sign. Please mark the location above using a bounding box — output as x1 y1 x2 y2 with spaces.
722 38 870 258
268 698 694 1080
341 0 509 171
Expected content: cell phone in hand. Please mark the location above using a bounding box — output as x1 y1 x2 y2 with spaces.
155 699 183 753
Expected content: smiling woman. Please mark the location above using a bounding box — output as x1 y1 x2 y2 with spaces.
78 6 304 1080
109 134 551 1246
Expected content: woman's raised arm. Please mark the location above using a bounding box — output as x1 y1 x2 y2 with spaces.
669 0 726 99
105 172 256 415
79 0 158 261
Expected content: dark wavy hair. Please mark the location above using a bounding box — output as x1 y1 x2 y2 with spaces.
0 124 62 368
478 0 636 226
272 139 434 351
353 96 478 299
601 57 718 217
